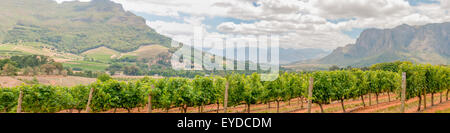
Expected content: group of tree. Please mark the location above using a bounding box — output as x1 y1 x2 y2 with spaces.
106 63 144 76
0 55 69 76
329 65 370 71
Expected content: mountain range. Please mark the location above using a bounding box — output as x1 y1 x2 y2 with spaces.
287 22 450 69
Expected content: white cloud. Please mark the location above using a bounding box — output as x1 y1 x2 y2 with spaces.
439 0 450 9
217 20 355 50
310 0 412 19
111 0 231 17
52 0 450 50
54 0 91 4
146 16 214 48
146 21 194 37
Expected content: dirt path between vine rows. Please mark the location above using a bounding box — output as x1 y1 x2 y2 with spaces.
350 99 402 113
93 97 304 113
420 99 450 113
403 93 449 113
289 94 394 113
335 96 394 113
352 93 437 113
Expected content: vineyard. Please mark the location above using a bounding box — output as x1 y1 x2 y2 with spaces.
0 63 449 113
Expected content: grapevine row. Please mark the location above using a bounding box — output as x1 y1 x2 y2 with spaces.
0 64 448 113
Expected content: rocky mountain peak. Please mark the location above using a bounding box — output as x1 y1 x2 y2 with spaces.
318 22 450 66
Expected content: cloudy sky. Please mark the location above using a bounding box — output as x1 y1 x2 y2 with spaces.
55 0 450 50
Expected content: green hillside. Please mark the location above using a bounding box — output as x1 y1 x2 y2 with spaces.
0 0 258 75
0 0 172 54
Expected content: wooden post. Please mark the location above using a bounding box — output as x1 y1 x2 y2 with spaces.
17 89 23 113
148 85 154 113
423 87 427 109
401 72 406 113
307 77 313 113
224 81 229 113
86 88 94 113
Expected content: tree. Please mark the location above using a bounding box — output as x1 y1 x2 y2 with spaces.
61 70 68 77
40 64 56 75
23 67 33 76
124 65 141 76
425 65 446 105
292 73 307 108
364 71 378 105
380 71 400 102
2 63 18 76
280 72 294 106
69 85 89 113
264 74 284 113
311 71 332 113
192 76 213 112
399 64 426 111
329 65 340 71
97 73 112 82
370 61 412 72
226 74 246 110
121 81 146 113
330 71 356 112
212 77 226 113
352 70 368 107
0 59 17 69
159 78 184 112
21 85 62 113
0 87 19 112
174 80 197 113
10 55 53 69
242 73 263 113
32 67 40 76
52 62 64 75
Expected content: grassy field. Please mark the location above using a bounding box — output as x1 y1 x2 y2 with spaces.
74 44 170 71
63 60 109 71
0 43 106 71
81 46 120 63
122 45 168 60
0 43 82 62
0 43 45 56
0 43 171 72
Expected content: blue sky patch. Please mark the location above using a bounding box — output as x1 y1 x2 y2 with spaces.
132 11 187 23
252 1 261 7
408 0 440 6
342 28 364 39
327 18 355 24
203 16 258 32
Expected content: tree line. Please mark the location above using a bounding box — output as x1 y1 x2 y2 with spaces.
0 55 67 76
